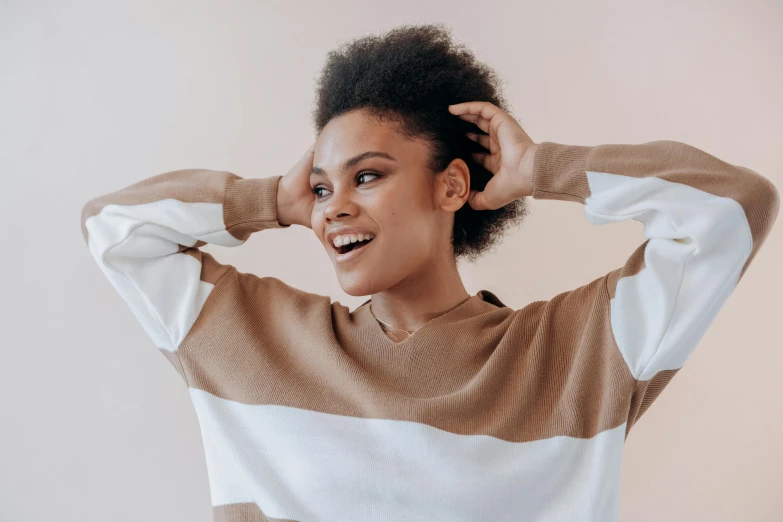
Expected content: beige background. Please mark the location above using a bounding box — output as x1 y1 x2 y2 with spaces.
2 0 781 520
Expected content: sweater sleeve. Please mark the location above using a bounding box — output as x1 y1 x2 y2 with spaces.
80 169 290 380
530 141 780 433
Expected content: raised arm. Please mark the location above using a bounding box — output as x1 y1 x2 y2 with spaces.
530 140 779 431
80 169 290 378
450 98 779 435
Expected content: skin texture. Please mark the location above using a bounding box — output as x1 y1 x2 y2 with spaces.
277 102 537 339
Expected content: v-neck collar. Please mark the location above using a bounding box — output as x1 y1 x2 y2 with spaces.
353 289 507 349
342 289 509 400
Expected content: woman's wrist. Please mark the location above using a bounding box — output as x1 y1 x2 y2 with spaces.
275 175 310 228
515 142 538 197
275 176 295 226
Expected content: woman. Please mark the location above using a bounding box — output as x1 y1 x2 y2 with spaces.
80 24 779 522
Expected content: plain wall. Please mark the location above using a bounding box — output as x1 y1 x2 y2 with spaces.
2 0 781 520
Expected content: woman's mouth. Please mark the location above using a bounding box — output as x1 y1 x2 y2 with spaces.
334 237 374 262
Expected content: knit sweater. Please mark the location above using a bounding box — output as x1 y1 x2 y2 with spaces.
80 140 779 522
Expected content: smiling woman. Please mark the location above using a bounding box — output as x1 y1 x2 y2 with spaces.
302 107 484 300
79 22 779 522
310 25 530 263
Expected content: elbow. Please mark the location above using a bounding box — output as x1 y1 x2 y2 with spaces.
736 166 780 245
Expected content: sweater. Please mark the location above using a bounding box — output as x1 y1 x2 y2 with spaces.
80 140 779 522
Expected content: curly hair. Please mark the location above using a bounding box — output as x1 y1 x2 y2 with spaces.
311 23 530 262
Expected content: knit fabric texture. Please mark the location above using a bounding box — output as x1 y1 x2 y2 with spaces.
80 140 779 521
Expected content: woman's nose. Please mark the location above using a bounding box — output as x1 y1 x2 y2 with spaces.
324 188 358 221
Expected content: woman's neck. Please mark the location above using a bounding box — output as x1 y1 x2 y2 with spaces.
368 258 470 333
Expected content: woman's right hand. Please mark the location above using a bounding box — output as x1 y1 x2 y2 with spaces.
276 142 316 228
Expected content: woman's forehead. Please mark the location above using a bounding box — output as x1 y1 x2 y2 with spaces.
314 113 428 172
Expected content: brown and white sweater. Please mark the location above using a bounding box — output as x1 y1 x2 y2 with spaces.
80 140 779 521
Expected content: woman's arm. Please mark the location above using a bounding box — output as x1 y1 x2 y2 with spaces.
531 140 779 374
530 140 779 430
80 169 291 379
449 101 779 433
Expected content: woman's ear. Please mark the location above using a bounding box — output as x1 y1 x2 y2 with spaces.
436 159 470 212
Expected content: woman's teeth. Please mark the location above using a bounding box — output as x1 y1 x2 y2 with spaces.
332 233 375 248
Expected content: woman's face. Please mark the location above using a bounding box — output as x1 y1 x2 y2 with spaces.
310 109 463 296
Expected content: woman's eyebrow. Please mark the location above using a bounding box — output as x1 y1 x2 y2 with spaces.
311 151 397 176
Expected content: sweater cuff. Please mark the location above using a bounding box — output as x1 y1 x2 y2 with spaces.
223 175 290 240
531 141 593 203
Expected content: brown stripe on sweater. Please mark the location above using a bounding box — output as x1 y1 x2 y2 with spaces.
605 240 648 298
213 502 300 522
625 369 680 439
174 267 639 443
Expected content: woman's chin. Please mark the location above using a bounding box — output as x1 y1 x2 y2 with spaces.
338 279 380 297
336 272 390 297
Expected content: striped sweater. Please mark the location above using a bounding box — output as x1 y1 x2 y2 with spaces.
80 140 779 521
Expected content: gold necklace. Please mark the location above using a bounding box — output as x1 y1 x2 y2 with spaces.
368 297 472 342
369 303 416 341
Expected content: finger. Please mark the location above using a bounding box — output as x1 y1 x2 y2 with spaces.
448 101 500 117
470 152 492 172
450 102 503 131
468 189 487 211
456 113 491 134
466 132 491 150
471 152 494 172
457 113 482 126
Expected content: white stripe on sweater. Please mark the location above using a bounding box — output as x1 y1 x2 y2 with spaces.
83 199 241 351
190 387 626 522
584 171 751 380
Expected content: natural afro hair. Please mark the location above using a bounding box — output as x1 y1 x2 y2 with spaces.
311 23 530 262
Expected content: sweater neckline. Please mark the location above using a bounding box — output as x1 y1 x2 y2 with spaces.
354 289 506 349
346 289 508 400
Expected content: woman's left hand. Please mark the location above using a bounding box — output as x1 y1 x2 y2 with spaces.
448 101 538 210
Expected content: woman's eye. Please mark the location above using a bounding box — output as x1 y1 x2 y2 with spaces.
311 172 378 199
311 186 326 198
357 171 379 184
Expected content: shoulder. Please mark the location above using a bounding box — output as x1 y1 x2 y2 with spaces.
507 273 629 383
227 268 334 318
507 273 611 330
